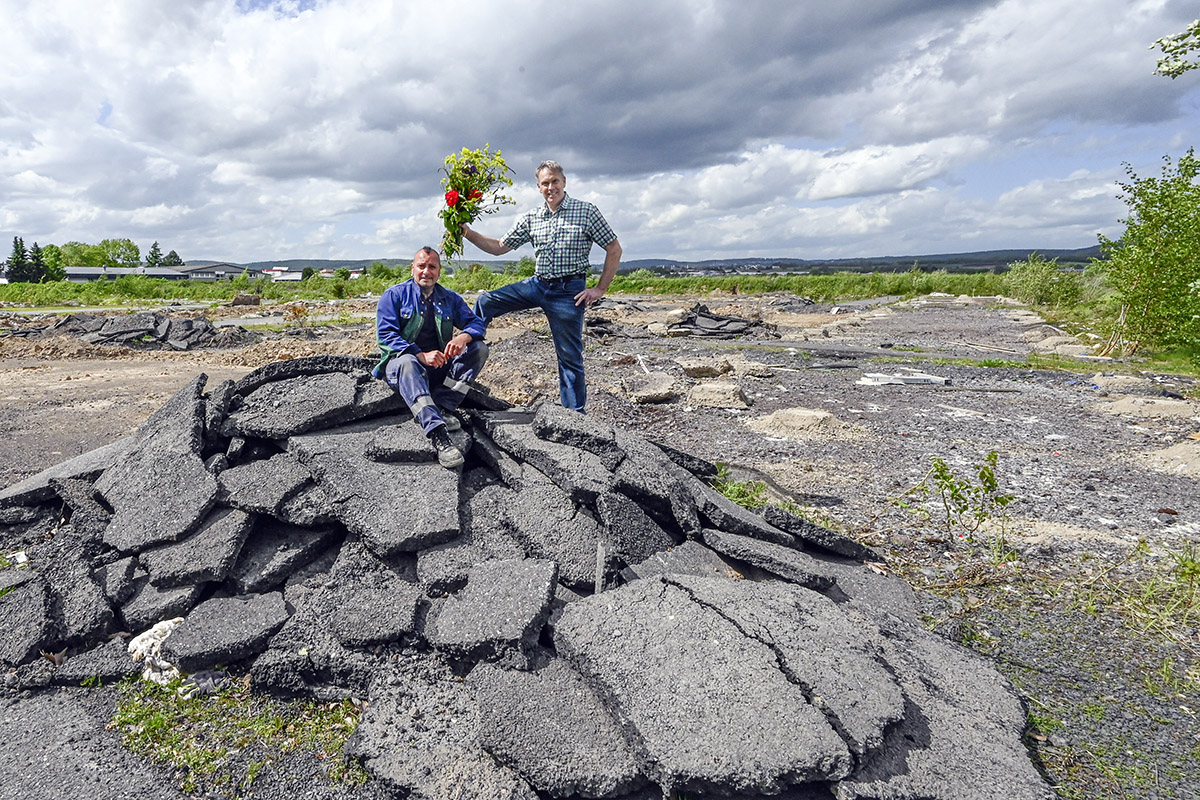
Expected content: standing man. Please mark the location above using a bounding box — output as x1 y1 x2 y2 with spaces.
461 160 621 413
374 246 489 468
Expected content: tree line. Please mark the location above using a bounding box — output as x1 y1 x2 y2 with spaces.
2 237 184 283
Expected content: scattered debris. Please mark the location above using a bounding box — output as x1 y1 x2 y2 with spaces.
661 303 771 338
31 311 261 351
858 369 949 386
676 357 732 378
127 617 184 685
622 372 678 404
746 407 864 440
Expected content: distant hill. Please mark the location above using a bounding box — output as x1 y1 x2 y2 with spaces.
188 246 1103 275
186 258 412 271
617 245 1104 274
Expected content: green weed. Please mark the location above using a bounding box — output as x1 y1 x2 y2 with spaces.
710 464 769 510
897 451 1015 536
111 677 368 794
1142 657 1200 698
1027 707 1065 736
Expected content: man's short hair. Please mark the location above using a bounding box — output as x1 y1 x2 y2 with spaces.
415 246 440 260
536 160 565 180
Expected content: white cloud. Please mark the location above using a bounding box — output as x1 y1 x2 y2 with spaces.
0 0 1195 262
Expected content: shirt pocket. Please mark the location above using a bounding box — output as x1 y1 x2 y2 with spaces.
560 222 586 244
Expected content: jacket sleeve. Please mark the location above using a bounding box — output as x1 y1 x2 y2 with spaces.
448 291 488 341
376 286 418 357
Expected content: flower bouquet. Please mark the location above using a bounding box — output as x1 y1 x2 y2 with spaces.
438 145 516 259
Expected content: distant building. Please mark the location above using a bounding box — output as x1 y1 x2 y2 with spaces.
260 266 363 281
63 266 192 283
261 267 303 281
171 263 267 281
317 268 364 279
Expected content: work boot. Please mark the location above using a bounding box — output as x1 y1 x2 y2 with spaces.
440 409 462 432
429 425 464 469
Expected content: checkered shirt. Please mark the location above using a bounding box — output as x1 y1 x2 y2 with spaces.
501 194 618 279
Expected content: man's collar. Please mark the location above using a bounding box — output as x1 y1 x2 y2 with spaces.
540 193 572 216
409 278 440 299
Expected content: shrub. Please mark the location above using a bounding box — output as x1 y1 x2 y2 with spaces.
1003 253 1082 307
1099 150 1200 353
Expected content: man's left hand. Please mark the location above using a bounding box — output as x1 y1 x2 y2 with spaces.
443 333 472 358
574 287 605 307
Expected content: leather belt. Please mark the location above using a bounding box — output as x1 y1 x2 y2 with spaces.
535 273 586 285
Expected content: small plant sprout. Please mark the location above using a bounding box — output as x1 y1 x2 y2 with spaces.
898 451 1015 537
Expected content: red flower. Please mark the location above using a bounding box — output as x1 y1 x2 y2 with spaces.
469 190 483 200
445 190 460 207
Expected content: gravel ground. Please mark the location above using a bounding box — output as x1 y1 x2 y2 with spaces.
1 292 1198 799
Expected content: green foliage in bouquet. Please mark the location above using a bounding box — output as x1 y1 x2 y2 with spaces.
438 145 516 259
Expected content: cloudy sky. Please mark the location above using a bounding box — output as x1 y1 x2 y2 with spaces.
1 0 1197 264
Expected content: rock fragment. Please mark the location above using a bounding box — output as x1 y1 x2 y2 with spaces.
162 592 289 673
216 453 313 515
347 657 539 800
140 508 254 588
290 421 461 557
701 528 834 591
688 380 751 409
469 659 645 797
424 558 557 663
554 576 851 794
761 504 880 561
0 573 54 666
224 518 340 594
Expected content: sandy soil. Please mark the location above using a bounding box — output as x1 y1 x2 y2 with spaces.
2 291 1199 799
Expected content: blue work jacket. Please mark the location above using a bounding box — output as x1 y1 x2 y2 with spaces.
374 280 487 377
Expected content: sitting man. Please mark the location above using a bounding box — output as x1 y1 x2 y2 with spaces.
374 246 488 468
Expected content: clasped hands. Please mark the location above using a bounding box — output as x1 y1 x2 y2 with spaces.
416 333 472 368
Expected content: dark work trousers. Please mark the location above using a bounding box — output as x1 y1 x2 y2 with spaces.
383 339 489 434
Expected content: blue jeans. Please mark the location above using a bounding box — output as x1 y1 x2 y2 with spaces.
475 276 587 412
383 339 490 434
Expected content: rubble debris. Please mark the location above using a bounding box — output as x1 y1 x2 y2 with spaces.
623 372 678 403
662 303 772 338
42 310 260 350
857 369 948 386
688 380 751 409
677 357 733 377
127 617 184 685
0 354 1053 800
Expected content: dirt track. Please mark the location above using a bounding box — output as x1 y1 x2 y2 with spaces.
2 292 1199 799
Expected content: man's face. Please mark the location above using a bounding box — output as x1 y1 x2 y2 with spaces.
537 168 566 208
411 252 442 290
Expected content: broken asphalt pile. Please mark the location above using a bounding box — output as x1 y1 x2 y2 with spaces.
0 354 1052 800
2 309 259 350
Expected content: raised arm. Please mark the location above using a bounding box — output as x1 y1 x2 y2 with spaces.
461 224 513 257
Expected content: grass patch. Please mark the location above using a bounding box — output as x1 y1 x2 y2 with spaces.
110 676 368 794
710 464 770 510
1062 542 1200 646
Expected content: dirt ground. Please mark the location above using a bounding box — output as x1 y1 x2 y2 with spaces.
2 292 1199 799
